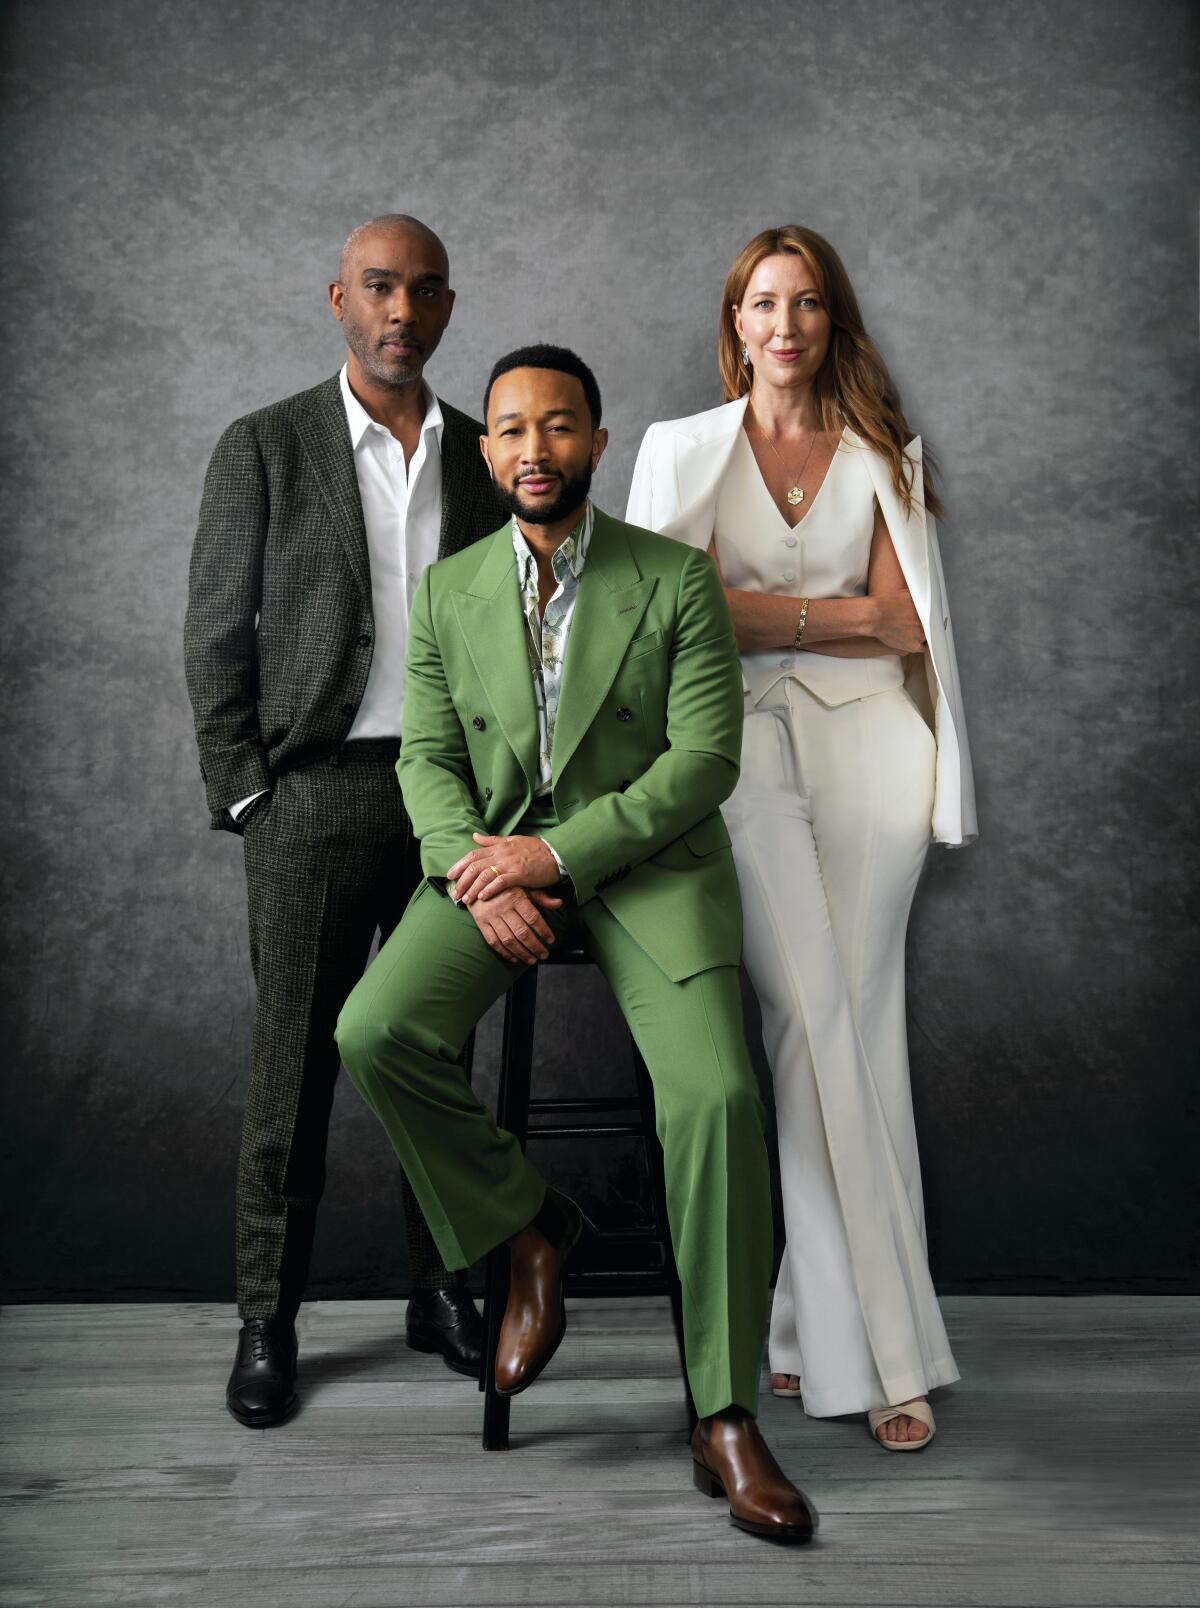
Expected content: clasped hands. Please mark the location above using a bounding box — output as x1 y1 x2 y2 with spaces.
447 833 562 966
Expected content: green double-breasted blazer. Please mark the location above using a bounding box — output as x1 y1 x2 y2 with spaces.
397 507 745 982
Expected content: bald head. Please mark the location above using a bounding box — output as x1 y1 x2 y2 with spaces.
338 214 448 283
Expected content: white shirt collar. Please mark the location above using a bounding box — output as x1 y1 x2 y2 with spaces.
339 362 444 451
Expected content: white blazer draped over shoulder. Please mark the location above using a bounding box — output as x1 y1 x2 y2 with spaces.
626 397 977 846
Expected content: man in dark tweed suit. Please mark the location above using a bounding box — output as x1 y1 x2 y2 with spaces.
184 214 505 1426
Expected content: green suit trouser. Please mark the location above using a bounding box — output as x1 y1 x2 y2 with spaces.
335 879 772 1418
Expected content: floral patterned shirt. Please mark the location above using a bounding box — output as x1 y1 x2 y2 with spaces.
512 501 595 799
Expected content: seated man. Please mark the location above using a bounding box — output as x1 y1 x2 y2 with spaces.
336 345 816 1542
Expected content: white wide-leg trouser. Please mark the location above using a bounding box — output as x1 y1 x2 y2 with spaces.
724 677 960 1417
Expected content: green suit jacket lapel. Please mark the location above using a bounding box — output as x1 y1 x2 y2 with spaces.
450 523 539 790
553 510 655 780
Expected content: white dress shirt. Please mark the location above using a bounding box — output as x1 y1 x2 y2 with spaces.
340 362 444 738
230 365 444 818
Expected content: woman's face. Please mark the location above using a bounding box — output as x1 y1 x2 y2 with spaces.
733 252 831 392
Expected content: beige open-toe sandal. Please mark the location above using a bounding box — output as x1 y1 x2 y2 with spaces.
867 1398 936 1450
770 1373 803 1399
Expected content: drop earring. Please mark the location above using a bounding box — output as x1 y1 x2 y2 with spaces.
740 342 750 366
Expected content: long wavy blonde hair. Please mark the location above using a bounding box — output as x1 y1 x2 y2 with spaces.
719 225 944 520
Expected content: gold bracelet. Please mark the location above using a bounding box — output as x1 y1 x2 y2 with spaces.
793 597 811 649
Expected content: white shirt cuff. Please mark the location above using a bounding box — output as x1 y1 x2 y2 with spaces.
229 788 269 821
538 838 570 881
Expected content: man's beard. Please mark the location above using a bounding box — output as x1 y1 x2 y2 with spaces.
342 310 423 388
494 460 594 526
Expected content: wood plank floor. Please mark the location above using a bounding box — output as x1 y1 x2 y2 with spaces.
1 1297 1197 1607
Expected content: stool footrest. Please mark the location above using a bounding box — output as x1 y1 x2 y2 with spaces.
565 1270 674 1293
528 1097 640 1116
527 1122 644 1139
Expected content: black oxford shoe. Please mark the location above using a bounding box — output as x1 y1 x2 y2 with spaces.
406 1285 483 1379
226 1318 298 1428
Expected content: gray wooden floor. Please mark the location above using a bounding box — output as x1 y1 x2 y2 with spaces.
1 1297 1197 1608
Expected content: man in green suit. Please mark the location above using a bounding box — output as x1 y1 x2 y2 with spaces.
336 346 815 1542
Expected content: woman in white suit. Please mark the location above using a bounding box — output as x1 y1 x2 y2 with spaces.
627 225 976 1450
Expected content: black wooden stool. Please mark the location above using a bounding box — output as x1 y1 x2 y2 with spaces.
479 944 698 1450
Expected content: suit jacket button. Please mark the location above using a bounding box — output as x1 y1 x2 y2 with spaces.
357 632 371 647
341 702 356 716
473 715 486 730
615 707 632 722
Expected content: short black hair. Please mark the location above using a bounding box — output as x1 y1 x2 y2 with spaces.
484 344 602 428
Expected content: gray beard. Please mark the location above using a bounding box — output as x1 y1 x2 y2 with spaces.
358 347 421 388
343 316 423 389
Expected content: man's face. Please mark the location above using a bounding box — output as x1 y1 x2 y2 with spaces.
482 368 607 526
329 226 454 388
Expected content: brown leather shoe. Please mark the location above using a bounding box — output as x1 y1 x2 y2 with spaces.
691 1411 817 1543
494 1188 584 1397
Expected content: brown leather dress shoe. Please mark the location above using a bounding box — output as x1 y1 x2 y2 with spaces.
691 1411 818 1543
494 1187 584 1397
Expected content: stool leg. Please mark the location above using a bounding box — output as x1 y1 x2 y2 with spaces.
631 1039 699 1437
481 1245 511 1449
482 966 540 1450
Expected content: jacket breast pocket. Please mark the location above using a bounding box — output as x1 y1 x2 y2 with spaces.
625 627 663 662
649 810 731 869
683 812 731 856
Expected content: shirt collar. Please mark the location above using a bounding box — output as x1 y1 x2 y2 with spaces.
338 362 444 452
512 501 594 587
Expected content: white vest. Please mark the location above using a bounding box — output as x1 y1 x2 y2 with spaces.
626 396 977 846
715 427 904 707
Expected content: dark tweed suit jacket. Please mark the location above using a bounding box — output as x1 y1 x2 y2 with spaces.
185 373 506 830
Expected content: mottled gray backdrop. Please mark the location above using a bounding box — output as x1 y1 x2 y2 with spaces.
2 0 1196 1301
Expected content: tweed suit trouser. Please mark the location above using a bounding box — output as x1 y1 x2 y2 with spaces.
238 742 457 1321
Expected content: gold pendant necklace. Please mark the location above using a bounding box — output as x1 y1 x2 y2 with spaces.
752 409 821 509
